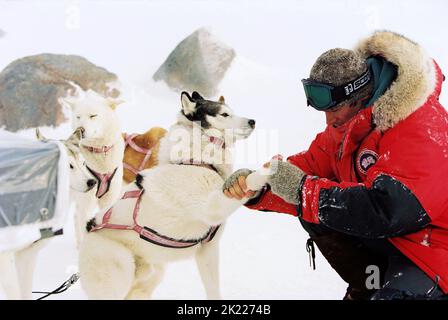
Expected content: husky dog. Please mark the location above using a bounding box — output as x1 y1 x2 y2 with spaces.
36 128 97 195
0 130 96 300
79 91 256 299
59 90 125 246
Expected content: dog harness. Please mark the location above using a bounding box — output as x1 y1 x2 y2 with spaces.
87 166 118 199
122 133 224 176
123 133 154 175
81 142 117 198
207 135 225 149
88 184 220 248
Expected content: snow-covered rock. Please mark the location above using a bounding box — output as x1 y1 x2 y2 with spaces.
0 29 5 38
0 54 119 132
153 27 236 97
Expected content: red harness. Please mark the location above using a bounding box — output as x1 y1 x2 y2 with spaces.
207 135 225 149
82 144 113 155
89 186 220 248
81 143 117 199
123 133 153 175
87 166 118 199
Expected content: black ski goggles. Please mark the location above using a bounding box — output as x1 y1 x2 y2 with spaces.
301 68 372 111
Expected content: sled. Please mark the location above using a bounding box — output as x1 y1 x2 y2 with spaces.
0 131 70 251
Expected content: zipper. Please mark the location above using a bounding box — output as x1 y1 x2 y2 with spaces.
337 136 345 161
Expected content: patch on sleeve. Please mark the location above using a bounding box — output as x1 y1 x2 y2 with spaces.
357 149 378 175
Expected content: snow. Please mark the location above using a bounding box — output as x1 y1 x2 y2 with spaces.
0 0 447 300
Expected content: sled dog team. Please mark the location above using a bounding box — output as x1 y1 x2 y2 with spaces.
0 89 269 300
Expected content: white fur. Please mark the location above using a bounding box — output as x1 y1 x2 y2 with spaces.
246 167 270 191
79 96 255 299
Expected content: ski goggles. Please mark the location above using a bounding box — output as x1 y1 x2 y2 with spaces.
301 68 372 111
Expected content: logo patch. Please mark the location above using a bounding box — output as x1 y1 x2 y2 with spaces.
357 149 378 175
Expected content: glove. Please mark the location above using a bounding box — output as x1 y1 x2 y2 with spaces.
266 160 307 205
222 168 254 192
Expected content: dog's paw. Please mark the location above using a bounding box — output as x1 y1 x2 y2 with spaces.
222 168 253 192
246 170 269 191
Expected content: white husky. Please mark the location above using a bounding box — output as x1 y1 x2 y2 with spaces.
0 131 96 300
59 90 125 247
78 91 257 299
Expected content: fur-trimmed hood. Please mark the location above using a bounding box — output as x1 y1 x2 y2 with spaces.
355 31 442 131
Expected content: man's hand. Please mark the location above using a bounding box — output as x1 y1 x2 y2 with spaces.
223 169 258 200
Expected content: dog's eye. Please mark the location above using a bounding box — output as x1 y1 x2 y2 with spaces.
90 114 97 119
221 113 230 117
69 164 74 169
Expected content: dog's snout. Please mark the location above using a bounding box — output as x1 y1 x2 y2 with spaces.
87 179 97 188
77 127 86 139
248 119 256 128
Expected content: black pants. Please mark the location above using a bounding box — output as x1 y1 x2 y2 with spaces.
299 219 445 300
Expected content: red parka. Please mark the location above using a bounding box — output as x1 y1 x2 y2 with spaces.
246 31 448 293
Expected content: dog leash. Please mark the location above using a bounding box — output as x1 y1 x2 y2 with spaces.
306 238 316 270
33 273 80 300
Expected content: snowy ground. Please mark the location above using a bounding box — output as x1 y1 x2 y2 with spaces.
0 0 447 299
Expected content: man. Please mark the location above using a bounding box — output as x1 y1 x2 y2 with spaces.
223 31 448 300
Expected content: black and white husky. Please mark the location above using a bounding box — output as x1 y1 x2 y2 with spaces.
78 91 257 299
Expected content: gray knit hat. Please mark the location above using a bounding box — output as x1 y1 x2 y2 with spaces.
310 48 373 108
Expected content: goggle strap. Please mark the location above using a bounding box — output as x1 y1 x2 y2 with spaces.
331 86 348 102
334 68 372 101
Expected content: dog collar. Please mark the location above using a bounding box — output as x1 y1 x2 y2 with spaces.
177 160 219 175
207 135 225 149
82 144 114 154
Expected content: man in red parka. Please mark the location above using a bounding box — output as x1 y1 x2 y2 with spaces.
223 31 448 300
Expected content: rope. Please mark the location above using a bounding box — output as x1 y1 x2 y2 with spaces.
33 273 80 300
306 238 316 270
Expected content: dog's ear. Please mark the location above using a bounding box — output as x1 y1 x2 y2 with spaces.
60 83 89 110
65 129 81 149
191 91 204 101
219 96 225 104
181 91 197 115
62 139 80 156
107 98 125 110
58 96 77 110
35 128 48 142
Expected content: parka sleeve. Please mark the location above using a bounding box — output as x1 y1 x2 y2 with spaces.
245 130 335 215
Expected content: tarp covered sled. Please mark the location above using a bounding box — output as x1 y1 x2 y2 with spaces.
0 131 70 251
